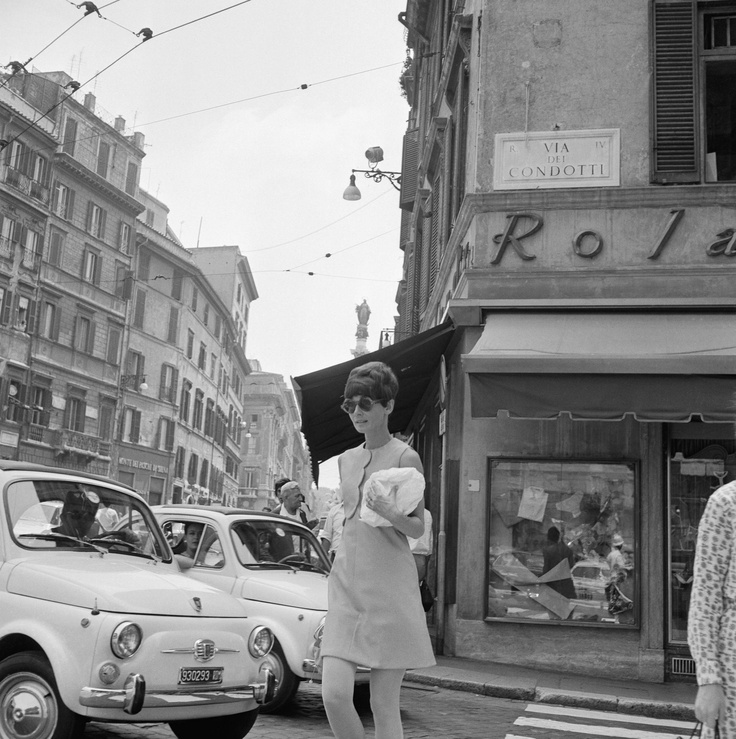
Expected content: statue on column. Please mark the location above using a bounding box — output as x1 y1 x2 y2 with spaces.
352 299 371 358
356 300 371 327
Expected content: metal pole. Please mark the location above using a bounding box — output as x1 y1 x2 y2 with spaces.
436 425 447 655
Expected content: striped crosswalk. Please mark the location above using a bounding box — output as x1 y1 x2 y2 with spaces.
505 704 697 739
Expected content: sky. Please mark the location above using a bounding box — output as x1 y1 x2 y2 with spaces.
5 0 410 488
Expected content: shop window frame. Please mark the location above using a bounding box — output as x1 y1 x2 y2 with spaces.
485 457 639 629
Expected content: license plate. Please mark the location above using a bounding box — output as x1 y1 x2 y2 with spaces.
178 667 223 685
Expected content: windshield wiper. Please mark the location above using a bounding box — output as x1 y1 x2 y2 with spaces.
19 532 108 554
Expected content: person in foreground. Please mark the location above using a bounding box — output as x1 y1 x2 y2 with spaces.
320 361 435 739
688 478 736 737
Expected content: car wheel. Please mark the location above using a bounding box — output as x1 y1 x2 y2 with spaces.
353 682 371 712
258 641 299 714
0 651 85 739
169 709 259 739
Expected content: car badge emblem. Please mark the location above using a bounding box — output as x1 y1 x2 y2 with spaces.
191 596 202 613
194 639 216 662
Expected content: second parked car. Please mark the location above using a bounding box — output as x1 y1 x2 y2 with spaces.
152 505 367 713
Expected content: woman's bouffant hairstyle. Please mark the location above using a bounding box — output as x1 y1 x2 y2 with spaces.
343 361 398 405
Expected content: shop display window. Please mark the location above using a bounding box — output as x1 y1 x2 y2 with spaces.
668 433 736 648
487 459 637 626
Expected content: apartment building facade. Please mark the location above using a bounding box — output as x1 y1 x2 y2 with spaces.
1 71 145 474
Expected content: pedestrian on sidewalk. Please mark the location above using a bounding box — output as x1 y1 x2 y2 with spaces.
688 479 736 738
320 361 435 739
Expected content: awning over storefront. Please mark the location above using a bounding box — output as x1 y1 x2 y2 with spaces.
293 320 454 481
464 312 736 422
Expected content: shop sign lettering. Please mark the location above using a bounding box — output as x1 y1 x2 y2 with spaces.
118 457 169 474
490 209 736 265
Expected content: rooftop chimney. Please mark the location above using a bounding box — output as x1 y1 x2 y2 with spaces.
114 116 126 132
83 92 96 112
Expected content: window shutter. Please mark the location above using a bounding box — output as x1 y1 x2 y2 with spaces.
166 419 175 451
134 290 146 328
66 188 75 221
429 178 441 294
125 162 138 196
94 254 102 285
51 305 61 341
62 118 77 155
131 410 141 443
171 368 179 402
652 0 699 183
26 300 37 335
107 327 120 364
167 307 179 344
97 141 110 178
2 291 13 325
88 321 97 354
400 128 420 211
86 201 94 232
159 367 167 399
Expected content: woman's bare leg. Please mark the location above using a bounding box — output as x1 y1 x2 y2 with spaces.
322 656 364 739
369 668 406 739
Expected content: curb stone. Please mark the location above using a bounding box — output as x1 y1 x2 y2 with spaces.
404 672 695 721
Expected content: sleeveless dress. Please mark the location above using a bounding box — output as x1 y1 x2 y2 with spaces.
321 437 436 669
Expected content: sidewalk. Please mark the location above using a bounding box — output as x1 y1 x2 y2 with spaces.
405 656 697 721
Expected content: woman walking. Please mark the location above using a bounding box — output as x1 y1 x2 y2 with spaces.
321 361 435 739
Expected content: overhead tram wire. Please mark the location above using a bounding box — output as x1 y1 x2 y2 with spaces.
286 229 398 271
245 190 392 254
1 57 403 166
1 0 257 150
134 61 403 129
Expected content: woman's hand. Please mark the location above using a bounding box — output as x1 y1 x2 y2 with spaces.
694 683 726 731
365 484 398 521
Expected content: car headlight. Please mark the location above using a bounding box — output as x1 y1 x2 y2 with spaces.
111 621 143 658
248 625 273 657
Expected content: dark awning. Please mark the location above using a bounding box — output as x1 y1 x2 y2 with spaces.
464 311 736 422
293 320 454 482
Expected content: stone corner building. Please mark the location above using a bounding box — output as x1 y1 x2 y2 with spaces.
384 0 736 684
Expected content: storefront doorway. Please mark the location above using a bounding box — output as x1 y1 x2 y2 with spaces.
666 421 736 681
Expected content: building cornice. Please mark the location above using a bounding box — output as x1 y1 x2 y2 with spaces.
54 151 145 215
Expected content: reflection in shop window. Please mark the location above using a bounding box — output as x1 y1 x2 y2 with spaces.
487 459 637 626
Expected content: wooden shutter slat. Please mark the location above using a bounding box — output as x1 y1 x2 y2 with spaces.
652 0 699 182
400 128 420 211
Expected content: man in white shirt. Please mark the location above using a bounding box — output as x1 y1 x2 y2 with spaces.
274 481 318 529
408 509 434 581
319 499 344 561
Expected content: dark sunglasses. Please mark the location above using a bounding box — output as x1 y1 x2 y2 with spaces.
341 397 383 414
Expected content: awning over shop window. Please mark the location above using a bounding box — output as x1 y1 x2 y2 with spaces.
293 321 454 482
464 312 736 422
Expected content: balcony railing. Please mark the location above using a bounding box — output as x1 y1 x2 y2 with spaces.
21 248 41 271
50 429 102 457
29 180 49 205
0 235 13 261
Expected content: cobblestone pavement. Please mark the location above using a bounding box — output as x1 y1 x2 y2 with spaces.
83 682 523 738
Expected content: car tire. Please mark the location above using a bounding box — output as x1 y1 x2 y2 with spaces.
169 709 259 739
0 651 85 739
353 682 371 712
258 641 299 714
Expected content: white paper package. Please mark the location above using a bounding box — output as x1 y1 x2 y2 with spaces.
359 467 425 527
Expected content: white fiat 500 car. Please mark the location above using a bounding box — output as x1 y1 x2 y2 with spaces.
0 462 275 739
152 505 369 713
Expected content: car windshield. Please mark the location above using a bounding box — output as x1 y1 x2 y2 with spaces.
6 479 169 560
230 518 331 574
